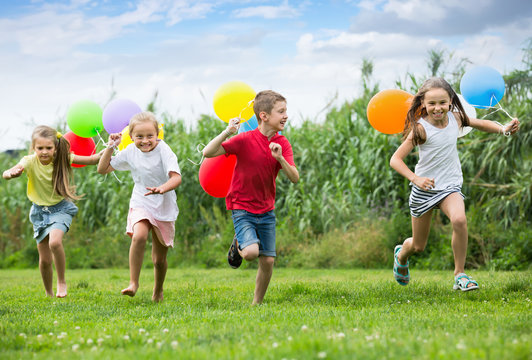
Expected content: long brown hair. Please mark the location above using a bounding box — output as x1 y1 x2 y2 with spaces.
402 77 470 146
31 126 81 201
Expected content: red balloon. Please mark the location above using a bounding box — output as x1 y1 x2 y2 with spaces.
63 131 96 168
199 154 237 198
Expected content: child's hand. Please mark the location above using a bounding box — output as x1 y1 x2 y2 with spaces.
270 142 283 161
226 117 241 135
144 186 165 196
503 119 520 136
412 175 435 191
108 133 122 148
3 165 24 179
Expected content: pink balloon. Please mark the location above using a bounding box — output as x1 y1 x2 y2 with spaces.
199 154 237 198
63 131 96 168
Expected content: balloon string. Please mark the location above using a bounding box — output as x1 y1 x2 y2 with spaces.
187 143 206 166
472 94 514 121
94 129 123 183
238 100 254 119
94 129 107 148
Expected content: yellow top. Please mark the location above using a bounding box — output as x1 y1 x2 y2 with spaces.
19 154 74 206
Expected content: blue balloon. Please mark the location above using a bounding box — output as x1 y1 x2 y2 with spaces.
238 115 258 134
460 66 505 108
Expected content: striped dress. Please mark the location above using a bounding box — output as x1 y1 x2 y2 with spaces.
409 113 465 217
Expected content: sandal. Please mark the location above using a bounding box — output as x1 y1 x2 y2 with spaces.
453 273 479 291
393 245 410 286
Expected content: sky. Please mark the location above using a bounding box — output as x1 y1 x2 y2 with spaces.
1 0 531 151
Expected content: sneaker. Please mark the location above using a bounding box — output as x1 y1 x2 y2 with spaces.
227 235 242 269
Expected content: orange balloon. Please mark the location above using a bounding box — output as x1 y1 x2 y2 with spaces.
367 89 413 134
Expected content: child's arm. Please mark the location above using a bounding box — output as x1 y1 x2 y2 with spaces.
97 133 121 174
73 150 104 166
2 164 24 180
144 172 182 196
269 143 299 184
458 113 520 135
390 131 435 191
203 117 241 158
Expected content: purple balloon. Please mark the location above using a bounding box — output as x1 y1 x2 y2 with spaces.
102 99 142 134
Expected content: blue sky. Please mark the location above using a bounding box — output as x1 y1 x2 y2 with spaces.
1 0 531 150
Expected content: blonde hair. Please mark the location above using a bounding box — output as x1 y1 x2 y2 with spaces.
31 125 80 201
253 90 286 123
129 111 159 135
403 77 470 146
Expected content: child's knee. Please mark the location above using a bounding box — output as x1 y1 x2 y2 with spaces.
131 234 147 245
261 256 275 267
48 239 63 252
39 257 53 267
241 244 259 261
152 256 167 269
451 215 467 230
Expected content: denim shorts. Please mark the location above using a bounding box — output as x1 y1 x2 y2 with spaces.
29 200 78 243
231 209 276 257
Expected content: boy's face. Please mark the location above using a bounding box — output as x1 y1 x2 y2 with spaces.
131 122 159 152
262 101 287 131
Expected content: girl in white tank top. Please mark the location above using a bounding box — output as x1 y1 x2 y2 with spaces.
389 77 520 291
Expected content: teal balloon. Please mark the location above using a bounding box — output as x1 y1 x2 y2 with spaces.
67 100 103 138
460 66 505 108
238 115 258 133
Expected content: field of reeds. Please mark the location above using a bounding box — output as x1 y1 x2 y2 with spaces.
0 48 530 271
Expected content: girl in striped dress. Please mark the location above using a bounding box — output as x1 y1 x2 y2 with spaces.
389 78 520 291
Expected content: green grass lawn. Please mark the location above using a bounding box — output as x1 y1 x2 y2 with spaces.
0 268 530 359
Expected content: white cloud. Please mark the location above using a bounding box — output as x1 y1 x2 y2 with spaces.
233 1 301 19
166 1 215 25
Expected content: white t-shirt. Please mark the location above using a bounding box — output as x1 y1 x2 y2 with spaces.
110 140 180 221
414 112 463 190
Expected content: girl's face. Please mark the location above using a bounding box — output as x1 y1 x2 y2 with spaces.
33 137 56 165
422 88 451 123
130 122 158 152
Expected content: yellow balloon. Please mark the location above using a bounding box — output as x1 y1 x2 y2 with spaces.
213 81 256 123
118 124 164 151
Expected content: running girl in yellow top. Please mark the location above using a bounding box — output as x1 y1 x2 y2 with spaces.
2 126 102 297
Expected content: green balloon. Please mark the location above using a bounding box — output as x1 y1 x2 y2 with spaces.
67 100 103 138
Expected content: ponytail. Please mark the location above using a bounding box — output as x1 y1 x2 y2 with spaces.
53 135 81 201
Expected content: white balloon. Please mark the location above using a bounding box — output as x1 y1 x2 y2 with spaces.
456 94 475 137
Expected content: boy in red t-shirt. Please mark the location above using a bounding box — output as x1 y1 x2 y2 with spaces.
203 90 299 304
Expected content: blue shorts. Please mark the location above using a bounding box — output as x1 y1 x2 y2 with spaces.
231 210 276 257
29 200 78 243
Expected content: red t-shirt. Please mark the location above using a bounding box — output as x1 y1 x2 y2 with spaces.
222 129 295 214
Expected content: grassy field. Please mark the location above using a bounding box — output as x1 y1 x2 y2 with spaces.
0 268 530 359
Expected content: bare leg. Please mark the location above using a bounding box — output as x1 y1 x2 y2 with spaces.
439 193 471 280
396 210 433 276
239 243 259 261
253 256 275 305
48 229 67 298
37 237 54 297
151 232 169 302
122 221 149 297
